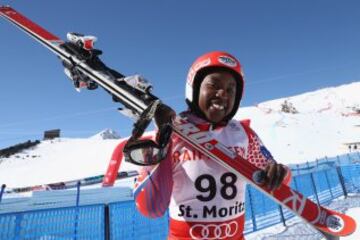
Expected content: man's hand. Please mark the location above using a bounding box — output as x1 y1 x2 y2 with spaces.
263 163 287 191
154 103 176 148
154 103 176 128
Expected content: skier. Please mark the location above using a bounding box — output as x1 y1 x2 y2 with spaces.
132 51 291 240
59 48 341 240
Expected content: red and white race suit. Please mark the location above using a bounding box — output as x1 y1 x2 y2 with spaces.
133 112 291 240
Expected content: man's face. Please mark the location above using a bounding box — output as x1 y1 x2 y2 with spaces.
198 71 237 124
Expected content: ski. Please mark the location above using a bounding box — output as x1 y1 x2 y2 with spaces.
0 6 356 237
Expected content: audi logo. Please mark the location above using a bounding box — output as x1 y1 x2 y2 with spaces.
189 221 238 239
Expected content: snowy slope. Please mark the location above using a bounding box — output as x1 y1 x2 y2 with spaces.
246 195 360 240
0 137 139 188
236 81 360 164
0 82 359 188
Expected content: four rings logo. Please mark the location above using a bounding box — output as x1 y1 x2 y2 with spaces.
189 221 238 239
218 56 237 67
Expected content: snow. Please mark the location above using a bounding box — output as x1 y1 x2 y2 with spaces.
0 81 359 239
236 81 360 163
0 138 139 187
246 195 360 240
89 128 121 140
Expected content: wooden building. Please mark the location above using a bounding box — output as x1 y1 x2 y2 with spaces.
43 129 61 140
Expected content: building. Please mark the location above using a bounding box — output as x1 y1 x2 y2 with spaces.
43 129 61 140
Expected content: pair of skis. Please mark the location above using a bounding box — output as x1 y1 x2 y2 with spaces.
0 6 356 238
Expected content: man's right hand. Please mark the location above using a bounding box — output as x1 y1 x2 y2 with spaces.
154 103 175 148
154 103 176 128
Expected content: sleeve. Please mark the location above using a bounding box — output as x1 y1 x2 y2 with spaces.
133 137 174 218
241 122 292 185
102 139 127 187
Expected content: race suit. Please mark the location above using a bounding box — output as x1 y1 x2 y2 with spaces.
133 111 291 240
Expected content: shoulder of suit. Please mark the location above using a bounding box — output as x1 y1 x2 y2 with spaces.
239 119 251 128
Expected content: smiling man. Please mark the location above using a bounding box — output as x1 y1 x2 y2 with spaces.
132 51 291 240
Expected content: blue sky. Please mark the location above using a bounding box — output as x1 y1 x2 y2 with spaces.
0 1 359 149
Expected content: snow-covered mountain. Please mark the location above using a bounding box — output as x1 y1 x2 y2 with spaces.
236 81 360 164
90 128 121 140
0 81 359 188
0 138 132 188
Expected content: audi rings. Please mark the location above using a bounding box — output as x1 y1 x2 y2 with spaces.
189 221 238 239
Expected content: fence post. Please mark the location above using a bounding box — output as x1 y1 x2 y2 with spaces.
0 183 5 233
74 181 81 240
246 187 257 232
336 156 341 166
336 166 348 198
0 184 6 203
278 205 286 227
324 170 334 199
347 153 352 165
296 164 300 175
324 156 329 168
293 177 299 191
14 213 22 240
105 205 110 240
309 173 320 205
